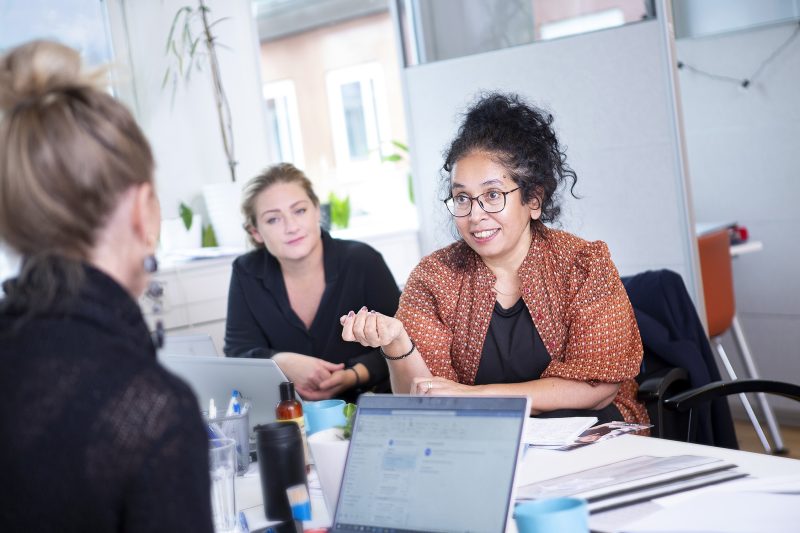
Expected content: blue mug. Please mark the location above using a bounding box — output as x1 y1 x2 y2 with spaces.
514 497 588 533
304 399 346 435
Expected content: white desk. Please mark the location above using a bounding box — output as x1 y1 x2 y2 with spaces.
730 240 763 257
695 221 763 257
235 435 800 532
518 435 800 532
236 467 330 531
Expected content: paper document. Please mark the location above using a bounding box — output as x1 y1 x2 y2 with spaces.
587 468 746 512
524 417 597 446
517 455 736 502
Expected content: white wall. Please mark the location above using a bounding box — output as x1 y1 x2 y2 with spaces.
115 0 271 219
676 21 800 418
402 19 701 300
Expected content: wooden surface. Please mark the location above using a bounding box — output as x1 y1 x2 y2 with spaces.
735 420 800 459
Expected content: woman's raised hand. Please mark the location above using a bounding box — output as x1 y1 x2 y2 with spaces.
341 306 431 394
340 306 406 349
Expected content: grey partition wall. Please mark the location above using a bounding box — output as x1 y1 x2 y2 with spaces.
398 14 703 308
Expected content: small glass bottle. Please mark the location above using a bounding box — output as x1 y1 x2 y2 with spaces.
275 381 310 465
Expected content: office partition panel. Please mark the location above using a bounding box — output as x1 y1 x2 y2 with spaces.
398 12 703 309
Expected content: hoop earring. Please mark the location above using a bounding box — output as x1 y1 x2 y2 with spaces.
144 254 158 273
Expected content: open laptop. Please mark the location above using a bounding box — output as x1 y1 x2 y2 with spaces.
158 354 288 430
161 334 219 357
329 395 530 533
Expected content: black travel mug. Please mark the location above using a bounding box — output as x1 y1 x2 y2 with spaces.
254 422 308 524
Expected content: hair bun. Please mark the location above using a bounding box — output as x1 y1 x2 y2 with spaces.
0 40 90 112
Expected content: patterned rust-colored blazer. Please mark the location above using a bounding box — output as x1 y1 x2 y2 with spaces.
396 227 648 424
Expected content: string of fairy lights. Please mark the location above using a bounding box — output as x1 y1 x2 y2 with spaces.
676 20 800 88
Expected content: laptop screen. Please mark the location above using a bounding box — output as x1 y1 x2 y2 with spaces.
157 355 289 431
331 395 529 533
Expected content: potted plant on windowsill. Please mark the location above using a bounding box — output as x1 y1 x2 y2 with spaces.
381 139 414 205
160 202 203 251
163 0 245 249
328 192 351 230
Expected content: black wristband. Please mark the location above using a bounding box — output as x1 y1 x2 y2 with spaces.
347 367 361 387
379 339 415 361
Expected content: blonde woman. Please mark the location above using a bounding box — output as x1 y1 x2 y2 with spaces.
0 41 212 532
225 163 400 401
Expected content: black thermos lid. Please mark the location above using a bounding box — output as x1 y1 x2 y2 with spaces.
279 381 295 401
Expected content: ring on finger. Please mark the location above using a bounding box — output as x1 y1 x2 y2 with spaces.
426 380 433 393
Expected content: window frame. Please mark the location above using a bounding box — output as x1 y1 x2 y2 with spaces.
325 62 391 180
263 79 306 168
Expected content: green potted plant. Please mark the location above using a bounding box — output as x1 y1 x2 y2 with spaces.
328 192 351 230
160 202 201 250
381 139 414 205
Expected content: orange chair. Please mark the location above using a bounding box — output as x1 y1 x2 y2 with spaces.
698 229 785 453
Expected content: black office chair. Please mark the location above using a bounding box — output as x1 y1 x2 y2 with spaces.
623 269 800 450
662 379 800 444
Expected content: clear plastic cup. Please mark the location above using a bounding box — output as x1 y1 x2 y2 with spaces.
210 410 251 475
209 438 237 532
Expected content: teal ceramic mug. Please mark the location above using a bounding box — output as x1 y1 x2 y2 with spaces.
513 497 588 533
304 399 346 435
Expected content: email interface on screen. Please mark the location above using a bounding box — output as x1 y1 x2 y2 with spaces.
333 403 524 533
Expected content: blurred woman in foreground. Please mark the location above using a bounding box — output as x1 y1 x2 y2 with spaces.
0 40 212 532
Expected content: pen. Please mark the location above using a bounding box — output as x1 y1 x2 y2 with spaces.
226 389 241 416
238 510 250 533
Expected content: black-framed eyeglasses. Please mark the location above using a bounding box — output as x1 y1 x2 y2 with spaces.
443 187 521 217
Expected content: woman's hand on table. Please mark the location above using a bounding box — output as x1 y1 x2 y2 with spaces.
314 364 368 399
271 352 344 399
410 376 478 396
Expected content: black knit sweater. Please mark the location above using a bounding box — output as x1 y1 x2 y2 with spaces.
0 264 213 532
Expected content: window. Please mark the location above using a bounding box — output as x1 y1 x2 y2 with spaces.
539 9 626 41
0 0 114 65
326 62 391 176
0 0 117 288
263 79 305 167
255 6 415 226
396 0 653 66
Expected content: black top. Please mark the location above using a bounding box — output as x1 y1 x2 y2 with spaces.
0 264 212 533
476 297 623 424
475 298 549 385
224 230 400 396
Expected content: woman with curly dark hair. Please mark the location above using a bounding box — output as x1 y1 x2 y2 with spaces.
342 92 647 424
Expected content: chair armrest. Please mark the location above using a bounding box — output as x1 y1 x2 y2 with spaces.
637 367 690 403
664 379 800 412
